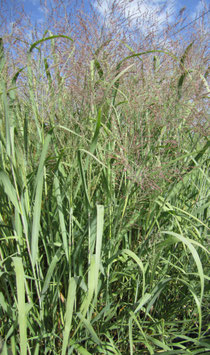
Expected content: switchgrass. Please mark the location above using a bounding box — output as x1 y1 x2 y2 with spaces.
0 27 209 355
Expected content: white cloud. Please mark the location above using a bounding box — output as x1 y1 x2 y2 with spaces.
190 0 209 35
191 0 209 19
194 0 208 14
38 6 49 15
93 0 176 34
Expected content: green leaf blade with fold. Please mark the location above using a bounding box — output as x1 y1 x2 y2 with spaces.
13 257 27 355
0 171 20 213
54 172 69 261
94 205 104 299
62 277 77 355
31 133 52 266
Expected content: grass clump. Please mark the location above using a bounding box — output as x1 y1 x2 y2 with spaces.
0 1 209 354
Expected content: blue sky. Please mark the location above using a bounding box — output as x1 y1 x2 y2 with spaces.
3 0 209 35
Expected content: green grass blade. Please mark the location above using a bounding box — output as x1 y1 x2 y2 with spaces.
180 41 194 70
161 232 205 337
31 173 44 266
122 249 146 297
13 257 27 355
178 278 203 339
129 316 134 355
77 150 91 209
120 49 179 64
0 171 20 213
44 58 52 88
0 38 5 72
31 133 51 265
29 34 73 53
146 335 171 351
54 173 69 261
88 108 102 156
79 149 107 168
40 250 62 302
23 115 28 159
0 292 13 318
1 81 11 157
94 205 104 299
94 59 103 79
134 293 152 314
26 60 41 140
177 72 187 100
146 278 172 314
129 311 154 354
77 312 101 345
104 64 134 102
161 232 204 303
69 341 92 355
62 277 77 355
33 132 52 194
75 347 92 355
80 255 96 317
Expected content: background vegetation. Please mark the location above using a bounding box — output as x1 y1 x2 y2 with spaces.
0 0 209 353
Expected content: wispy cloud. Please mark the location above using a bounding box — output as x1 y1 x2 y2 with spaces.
93 0 176 34
194 0 208 14
189 0 209 36
191 0 209 18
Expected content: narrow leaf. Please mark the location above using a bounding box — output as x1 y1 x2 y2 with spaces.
13 257 27 355
122 249 146 297
31 133 51 265
0 171 20 213
54 173 69 261
29 35 73 53
62 277 77 355
94 205 104 298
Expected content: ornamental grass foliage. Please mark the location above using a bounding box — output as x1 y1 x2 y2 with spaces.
0 0 209 354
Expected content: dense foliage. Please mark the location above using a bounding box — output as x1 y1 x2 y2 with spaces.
0 1 209 354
